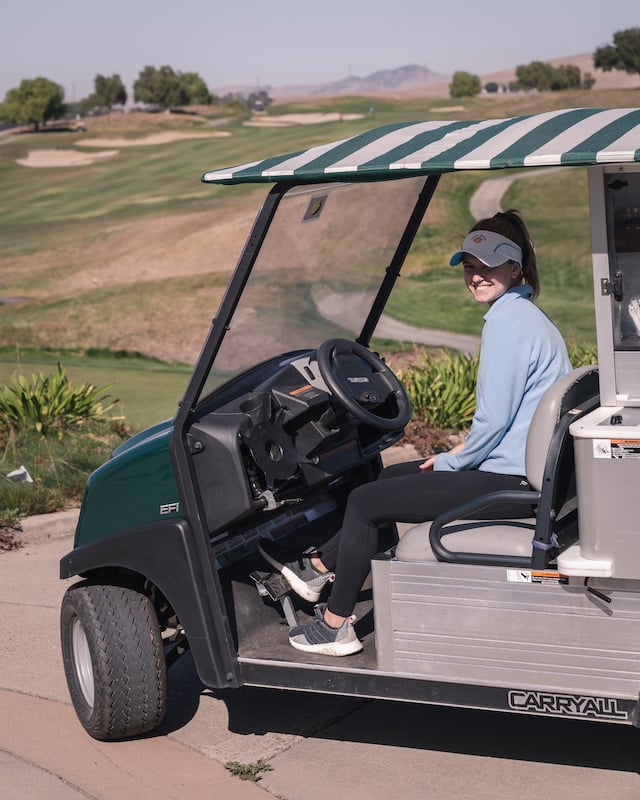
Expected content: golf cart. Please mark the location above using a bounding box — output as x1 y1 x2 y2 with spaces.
60 108 640 740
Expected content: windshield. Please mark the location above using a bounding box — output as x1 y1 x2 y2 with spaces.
207 176 427 384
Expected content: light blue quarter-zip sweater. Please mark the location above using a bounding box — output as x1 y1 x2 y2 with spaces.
434 285 571 476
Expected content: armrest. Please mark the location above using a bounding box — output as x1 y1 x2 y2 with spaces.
429 489 541 567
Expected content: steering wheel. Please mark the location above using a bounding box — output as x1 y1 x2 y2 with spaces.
316 338 411 432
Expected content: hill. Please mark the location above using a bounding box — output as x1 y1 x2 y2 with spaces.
300 64 449 97
217 64 449 99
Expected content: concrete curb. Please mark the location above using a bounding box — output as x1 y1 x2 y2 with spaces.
18 508 79 545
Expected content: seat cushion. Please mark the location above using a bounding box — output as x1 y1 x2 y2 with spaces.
395 519 536 562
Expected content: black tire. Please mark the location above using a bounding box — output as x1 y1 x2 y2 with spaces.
60 580 167 740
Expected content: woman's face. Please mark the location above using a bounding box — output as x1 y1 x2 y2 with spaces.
462 255 520 305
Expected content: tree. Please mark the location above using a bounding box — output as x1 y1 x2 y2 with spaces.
0 77 65 129
449 71 481 99
550 64 581 91
94 74 127 107
133 66 213 109
134 66 187 109
79 74 127 114
516 61 583 92
179 72 213 104
516 61 555 91
594 28 640 75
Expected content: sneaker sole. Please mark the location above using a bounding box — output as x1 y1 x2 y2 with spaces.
289 636 363 657
258 544 324 602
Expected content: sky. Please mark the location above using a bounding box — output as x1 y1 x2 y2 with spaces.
1 0 638 102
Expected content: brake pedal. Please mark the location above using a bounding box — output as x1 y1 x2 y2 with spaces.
250 570 299 627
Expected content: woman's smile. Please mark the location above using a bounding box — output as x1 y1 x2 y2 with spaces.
463 255 519 304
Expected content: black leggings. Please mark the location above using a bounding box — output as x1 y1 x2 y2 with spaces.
317 460 531 618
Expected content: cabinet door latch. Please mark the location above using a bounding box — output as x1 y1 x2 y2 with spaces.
601 271 623 302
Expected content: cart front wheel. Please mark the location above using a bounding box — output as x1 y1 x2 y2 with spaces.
60 581 167 740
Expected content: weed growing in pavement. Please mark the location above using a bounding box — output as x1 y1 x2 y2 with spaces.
224 759 273 782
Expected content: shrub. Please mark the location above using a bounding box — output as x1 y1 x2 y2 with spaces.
397 342 598 431
398 350 478 429
449 71 481 99
566 342 598 368
0 364 117 437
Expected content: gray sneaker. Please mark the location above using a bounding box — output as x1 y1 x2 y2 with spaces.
258 539 334 603
289 603 363 656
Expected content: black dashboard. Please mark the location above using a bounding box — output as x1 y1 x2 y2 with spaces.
188 349 405 535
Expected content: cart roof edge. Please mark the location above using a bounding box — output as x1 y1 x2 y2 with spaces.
202 107 640 185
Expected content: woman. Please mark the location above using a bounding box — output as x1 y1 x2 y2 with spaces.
260 209 571 656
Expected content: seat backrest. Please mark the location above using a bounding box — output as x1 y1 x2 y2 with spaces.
394 366 600 568
525 366 599 492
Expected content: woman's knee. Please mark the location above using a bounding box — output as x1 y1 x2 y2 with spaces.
346 481 377 511
345 479 398 528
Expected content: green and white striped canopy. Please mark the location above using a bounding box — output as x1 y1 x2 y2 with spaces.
202 107 640 185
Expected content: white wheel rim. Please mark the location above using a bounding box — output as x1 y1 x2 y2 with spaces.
71 616 95 708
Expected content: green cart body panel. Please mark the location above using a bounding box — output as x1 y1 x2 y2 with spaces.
74 419 180 547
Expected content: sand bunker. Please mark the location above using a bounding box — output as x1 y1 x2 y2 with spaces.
77 131 230 148
244 112 364 127
430 105 465 112
17 149 119 168
17 130 231 168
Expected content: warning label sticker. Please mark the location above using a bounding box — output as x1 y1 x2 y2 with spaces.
592 439 611 458
592 438 640 459
507 570 569 585
611 439 640 459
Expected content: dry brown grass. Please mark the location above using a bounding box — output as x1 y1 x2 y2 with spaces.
2 197 257 363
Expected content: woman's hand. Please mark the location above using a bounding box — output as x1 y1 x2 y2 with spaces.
419 440 466 472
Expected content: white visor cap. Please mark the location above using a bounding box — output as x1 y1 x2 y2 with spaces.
450 230 523 268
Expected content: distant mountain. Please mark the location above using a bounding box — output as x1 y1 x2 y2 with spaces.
216 64 451 100
309 64 450 96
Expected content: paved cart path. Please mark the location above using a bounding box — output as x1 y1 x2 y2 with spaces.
2 510 640 799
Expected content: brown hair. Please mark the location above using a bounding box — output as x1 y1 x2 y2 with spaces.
469 209 540 298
